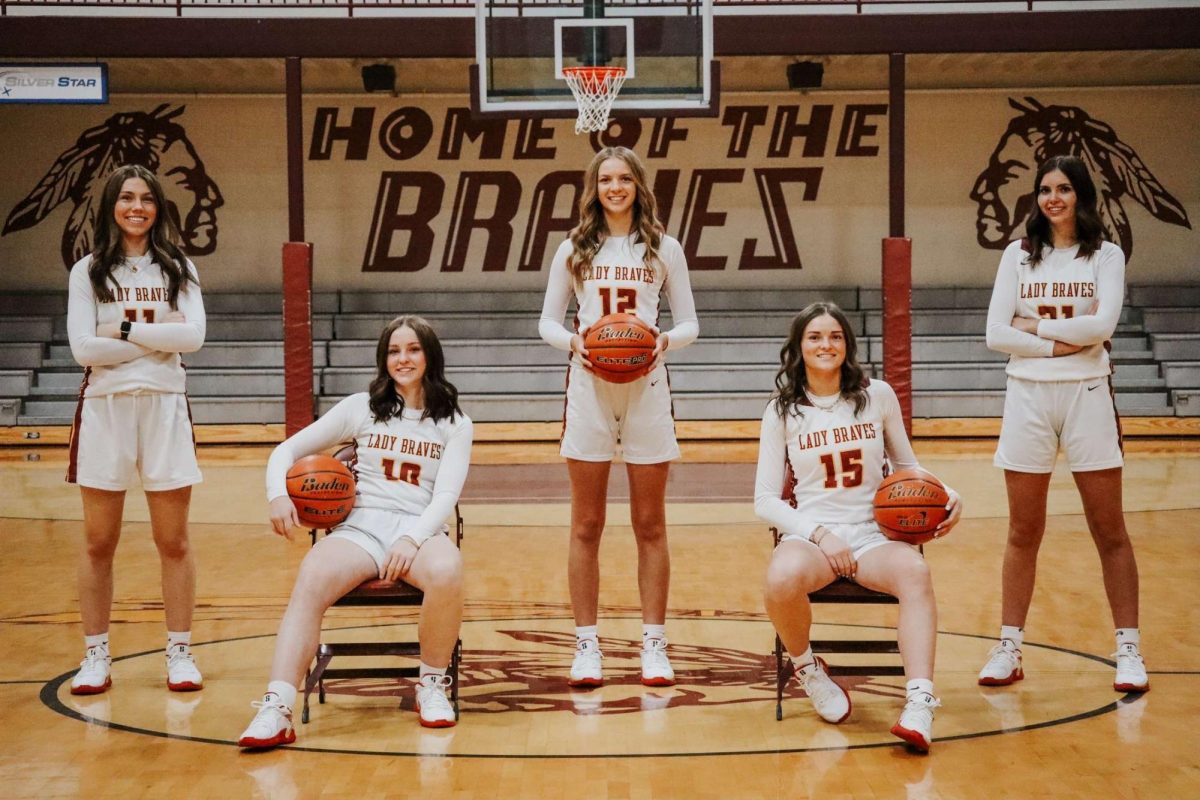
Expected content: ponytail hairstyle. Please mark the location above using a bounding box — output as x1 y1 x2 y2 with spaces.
89 164 195 307
1024 155 1107 267
367 315 462 424
772 302 869 419
567 146 664 287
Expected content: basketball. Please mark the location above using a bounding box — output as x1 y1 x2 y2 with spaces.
873 468 950 545
583 313 657 384
286 454 356 529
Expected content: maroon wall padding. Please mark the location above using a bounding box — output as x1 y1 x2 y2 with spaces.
882 237 913 437
283 241 315 438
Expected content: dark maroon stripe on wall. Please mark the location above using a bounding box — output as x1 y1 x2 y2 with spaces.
2 10 1196 59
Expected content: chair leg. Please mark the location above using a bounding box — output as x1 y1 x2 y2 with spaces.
450 638 461 720
775 634 786 721
302 651 334 725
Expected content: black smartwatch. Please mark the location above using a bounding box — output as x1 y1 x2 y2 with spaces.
120 320 132 341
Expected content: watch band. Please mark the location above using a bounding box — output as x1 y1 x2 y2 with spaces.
120 320 132 341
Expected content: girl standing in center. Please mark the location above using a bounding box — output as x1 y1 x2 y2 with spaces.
539 146 699 688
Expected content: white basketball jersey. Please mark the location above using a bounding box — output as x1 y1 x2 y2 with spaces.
267 393 473 543
755 380 919 540
539 233 698 360
67 254 206 397
986 239 1125 382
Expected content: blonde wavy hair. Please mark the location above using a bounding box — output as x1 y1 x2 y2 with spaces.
567 146 664 286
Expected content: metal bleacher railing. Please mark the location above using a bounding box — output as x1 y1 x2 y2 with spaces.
0 0 1185 17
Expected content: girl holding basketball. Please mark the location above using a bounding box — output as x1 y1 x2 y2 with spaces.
538 146 699 688
238 316 472 748
756 302 961 752
980 155 1148 693
66 164 207 696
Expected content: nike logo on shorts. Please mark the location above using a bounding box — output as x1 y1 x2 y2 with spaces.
1087 384 1100 391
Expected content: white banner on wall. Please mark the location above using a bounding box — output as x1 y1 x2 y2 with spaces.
0 88 1195 294
0 63 107 104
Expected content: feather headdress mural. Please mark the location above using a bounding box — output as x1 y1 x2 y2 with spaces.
971 97 1190 260
3 105 224 268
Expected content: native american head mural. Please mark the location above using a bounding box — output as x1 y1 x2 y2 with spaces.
970 97 1191 260
2 104 224 269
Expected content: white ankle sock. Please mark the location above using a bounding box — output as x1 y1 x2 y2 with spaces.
266 680 297 709
167 631 192 650
790 646 815 669
575 625 598 645
1115 628 1140 649
84 633 109 651
906 678 935 699
642 624 666 644
419 662 448 681
1000 625 1024 648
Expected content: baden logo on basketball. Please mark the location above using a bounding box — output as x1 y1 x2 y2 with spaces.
298 475 354 497
882 484 941 501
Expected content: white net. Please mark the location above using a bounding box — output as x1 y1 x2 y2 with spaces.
562 66 627 134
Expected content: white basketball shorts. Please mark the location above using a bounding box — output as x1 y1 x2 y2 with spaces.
329 506 449 570
994 375 1124 473
69 392 202 491
781 520 899 560
560 361 680 464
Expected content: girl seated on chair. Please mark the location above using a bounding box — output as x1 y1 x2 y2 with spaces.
238 316 473 749
755 302 962 752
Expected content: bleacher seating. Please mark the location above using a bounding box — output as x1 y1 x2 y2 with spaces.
2 286 1197 426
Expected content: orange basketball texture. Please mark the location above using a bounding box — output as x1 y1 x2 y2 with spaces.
873 467 950 545
286 454 356 528
584 313 656 384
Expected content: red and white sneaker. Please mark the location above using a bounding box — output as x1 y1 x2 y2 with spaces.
978 639 1023 686
796 657 851 724
237 695 296 749
568 638 603 688
70 645 112 695
416 674 457 728
640 637 676 687
166 644 203 692
891 692 940 753
1113 643 1150 693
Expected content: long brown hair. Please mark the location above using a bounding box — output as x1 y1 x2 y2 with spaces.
567 146 663 286
1024 155 1107 267
88 164 195 306
367 316 462 424
772 302 869 419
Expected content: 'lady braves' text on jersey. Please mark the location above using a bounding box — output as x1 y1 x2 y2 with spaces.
539 234 699 359
266 393 473 546
754 380 920 541
67 254 206 397
985 240 1125 382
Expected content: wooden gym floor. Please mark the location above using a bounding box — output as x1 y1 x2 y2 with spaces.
0 435 1197 799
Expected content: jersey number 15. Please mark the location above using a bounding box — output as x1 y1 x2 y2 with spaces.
819 449 864 488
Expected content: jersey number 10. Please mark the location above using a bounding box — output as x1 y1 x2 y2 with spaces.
381 458 421 486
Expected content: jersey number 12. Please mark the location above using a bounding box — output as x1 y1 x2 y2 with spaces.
599 287 636 316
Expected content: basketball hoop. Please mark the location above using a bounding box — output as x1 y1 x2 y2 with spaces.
562 66 627 134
